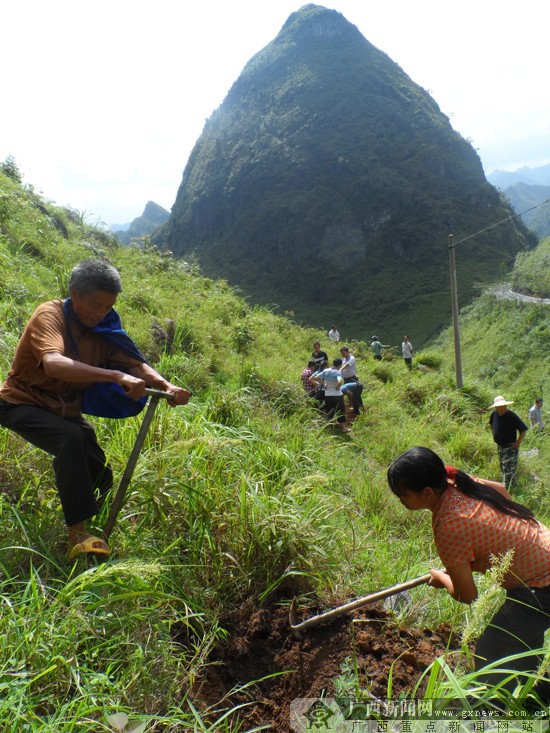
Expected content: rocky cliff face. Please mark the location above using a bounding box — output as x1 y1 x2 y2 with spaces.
155 3 535 344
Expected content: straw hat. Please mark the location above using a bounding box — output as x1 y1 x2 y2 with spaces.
489 395 513 408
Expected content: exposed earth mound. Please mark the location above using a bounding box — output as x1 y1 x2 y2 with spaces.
190 600 460 731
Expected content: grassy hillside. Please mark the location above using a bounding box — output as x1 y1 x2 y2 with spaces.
436 240 550 399
512 236 550 298
0 166 548 730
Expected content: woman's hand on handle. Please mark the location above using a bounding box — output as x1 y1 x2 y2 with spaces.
429 564 478 604
127 363 191 407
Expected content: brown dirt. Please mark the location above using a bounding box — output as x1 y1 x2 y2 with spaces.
188 599 460 732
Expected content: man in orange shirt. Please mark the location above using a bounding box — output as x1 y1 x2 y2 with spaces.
0 259 190 560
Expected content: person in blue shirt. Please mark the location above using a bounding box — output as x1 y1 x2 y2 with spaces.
341 380 364 415
529 398 544 429
310 358 349 431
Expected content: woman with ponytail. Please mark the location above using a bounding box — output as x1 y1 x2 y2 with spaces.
387 446 550 701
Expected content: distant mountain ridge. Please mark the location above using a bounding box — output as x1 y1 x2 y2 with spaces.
487 163 550 238
116 201 169 245
487 162 550 189
111 222 131 233
155 3 535 344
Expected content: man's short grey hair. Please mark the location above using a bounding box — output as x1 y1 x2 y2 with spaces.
68 259 122 295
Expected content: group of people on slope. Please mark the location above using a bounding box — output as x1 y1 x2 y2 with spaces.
300 341 363 431
329 326 414 370
300 328 415 429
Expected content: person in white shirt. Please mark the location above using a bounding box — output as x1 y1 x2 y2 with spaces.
529 398 544 428
328 326 340 343
339 346 357 382
402 335 414 369
309 358 348 431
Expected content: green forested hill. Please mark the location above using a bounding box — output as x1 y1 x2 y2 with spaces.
502 181 550 239
512 236 550 297
0 164 548 729
156 3 536 346
436 270 550 403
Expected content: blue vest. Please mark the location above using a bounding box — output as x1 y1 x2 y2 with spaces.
64 298 148 418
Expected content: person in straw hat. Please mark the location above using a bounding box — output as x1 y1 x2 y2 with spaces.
489 395 528 490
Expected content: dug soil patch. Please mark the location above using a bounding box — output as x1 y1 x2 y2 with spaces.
189 599 460 732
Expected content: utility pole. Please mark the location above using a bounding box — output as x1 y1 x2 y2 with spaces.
448 234 463 388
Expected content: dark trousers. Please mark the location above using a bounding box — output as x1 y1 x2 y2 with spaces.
0 400 113 526
344 377 363 415
497 444 519 489
475 585 550 702
323 395 346 423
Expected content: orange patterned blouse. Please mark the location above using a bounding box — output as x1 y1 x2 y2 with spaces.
432 485 550 589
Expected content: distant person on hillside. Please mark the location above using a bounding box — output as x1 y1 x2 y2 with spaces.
339 346 358 382
328 325 340 343
370 336 383 361
488 395 528 489
300 361 317 397
387 446 550 703
529 398 545 429
309 358 348 431
401 335 414 369
0 259 191 561
311 341 329 370
309 359 328 405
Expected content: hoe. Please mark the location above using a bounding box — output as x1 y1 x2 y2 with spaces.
289 574 431 634
103 387 177 540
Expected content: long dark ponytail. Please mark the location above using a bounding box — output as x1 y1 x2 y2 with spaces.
387 446 535 522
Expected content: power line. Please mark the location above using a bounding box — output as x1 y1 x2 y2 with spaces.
379 194 550 328
366 194 550 343
454 196 550 247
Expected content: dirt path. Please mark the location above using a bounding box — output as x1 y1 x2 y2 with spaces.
489 283 550 305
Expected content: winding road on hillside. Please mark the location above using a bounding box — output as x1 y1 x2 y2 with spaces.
489 283 550 305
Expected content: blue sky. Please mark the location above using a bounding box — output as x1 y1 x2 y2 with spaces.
1 0 549 225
